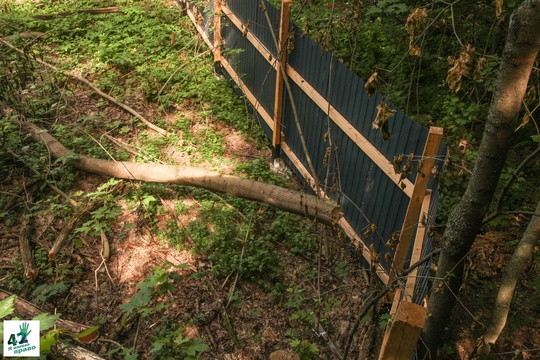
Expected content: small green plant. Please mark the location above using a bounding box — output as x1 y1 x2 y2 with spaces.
290 339 319 359
334 260 350 278
32 282 70 304
120 265 184 319
151 324 209 360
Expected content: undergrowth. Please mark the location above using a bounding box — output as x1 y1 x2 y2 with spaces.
0 1 344 358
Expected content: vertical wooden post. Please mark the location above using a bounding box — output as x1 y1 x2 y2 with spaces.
378 298 428 360
213 0 222 64
404 190 432 301
272 0 292 152
389 126 443 282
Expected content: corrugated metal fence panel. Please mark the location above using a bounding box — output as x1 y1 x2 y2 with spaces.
284 25 434 271
195 1 214 43
184 0 443 296
219 13 276 139
226 0 280 57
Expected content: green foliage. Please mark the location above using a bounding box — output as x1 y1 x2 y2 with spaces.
32 282 70 304
260 214 316 256
290 339 319 359
334 260 350 278
187 196 281 281
0 295 16 319
236 157 286 186
151 323 209 360
121 265 183 318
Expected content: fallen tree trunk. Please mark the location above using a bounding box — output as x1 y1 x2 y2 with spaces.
17 120 341 225
55 342 105 360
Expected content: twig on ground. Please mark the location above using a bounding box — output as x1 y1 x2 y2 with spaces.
19 192 38 280
0 38 168 136
7 149 78 207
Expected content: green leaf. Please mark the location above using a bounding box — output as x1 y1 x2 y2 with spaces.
0 295 16 319
189 271 208 279
120 286 152 315
74 326 100 339
33 313 62 331
40 330 61 355
184 339 209 356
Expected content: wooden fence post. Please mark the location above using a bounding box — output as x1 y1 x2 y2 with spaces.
272 0 292 157
404 190 432 301
389 126 443 281
378 295 428 360
213 0 222 65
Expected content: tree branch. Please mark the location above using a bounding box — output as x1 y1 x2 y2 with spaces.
483 143 540 224
343 248 440 359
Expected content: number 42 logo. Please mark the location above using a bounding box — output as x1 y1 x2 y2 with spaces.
8 322 33 346
3 320 40 357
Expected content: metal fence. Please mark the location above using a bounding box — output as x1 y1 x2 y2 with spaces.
181 0 445 304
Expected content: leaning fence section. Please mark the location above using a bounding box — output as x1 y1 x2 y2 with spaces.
181 2 444 349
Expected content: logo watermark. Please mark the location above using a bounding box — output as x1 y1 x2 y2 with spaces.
3 320 40 357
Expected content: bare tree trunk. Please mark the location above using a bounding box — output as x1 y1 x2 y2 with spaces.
472 201 540 359
16 120 341 225
421 1 540 358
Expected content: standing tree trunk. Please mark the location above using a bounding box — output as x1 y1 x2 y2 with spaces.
472 201 540 359
421 1 540 358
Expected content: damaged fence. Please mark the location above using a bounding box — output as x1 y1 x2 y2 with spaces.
180 0 445 357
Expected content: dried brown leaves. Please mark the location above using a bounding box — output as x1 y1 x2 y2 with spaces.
373 101 396 141
364 72 379 98
447 44 476 92
406 8 428 56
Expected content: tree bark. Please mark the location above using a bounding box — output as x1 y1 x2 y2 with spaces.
16 120 341 225
421 1 540 358
473 201 540 359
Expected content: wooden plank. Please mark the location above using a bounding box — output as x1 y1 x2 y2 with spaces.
185 5 213 49
281 141 390 284
213 0 222 63
220 56 274 129
404 190 432 301
221 5 277 69
285 65 415 198
378 300 428 360
389 127 443 280
272 0 292 147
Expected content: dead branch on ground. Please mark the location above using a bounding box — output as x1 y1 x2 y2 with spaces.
16 120 341 225
0 39 168 136
0 289 99 340
19 190 38 280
